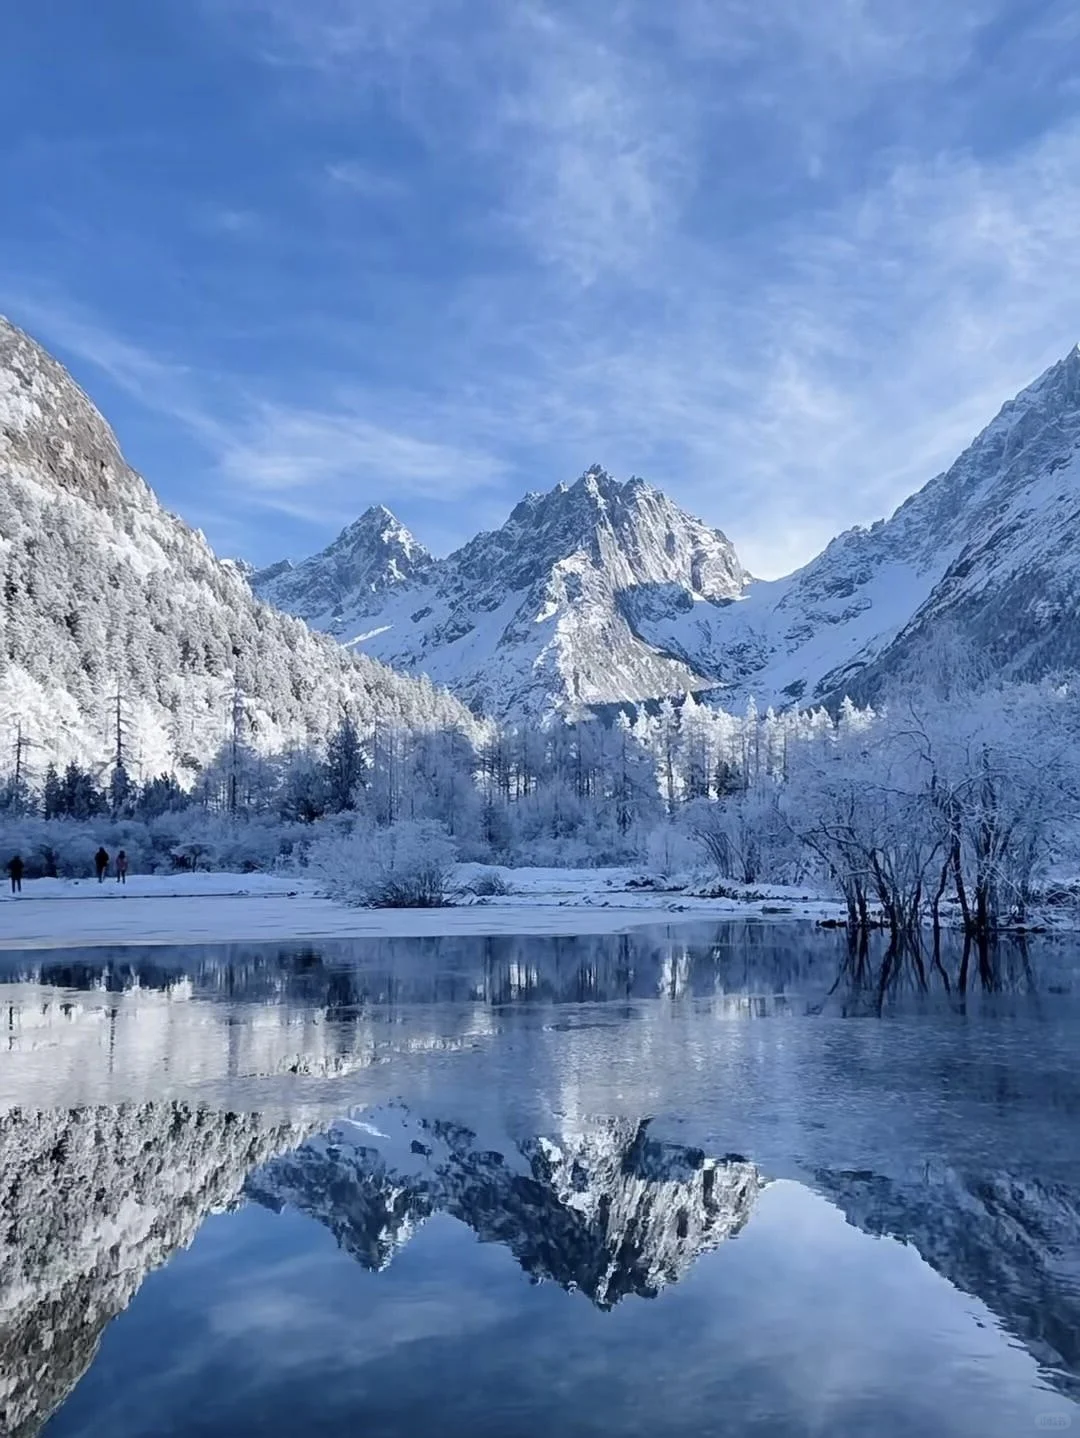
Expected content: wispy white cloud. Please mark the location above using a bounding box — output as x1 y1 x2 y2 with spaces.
324 160 407 200
4 292 505 536
14 0 1080 578
225 0 694 282
482 7 692 282
218 398 506 506
6 294 229 449
223 0 1021 284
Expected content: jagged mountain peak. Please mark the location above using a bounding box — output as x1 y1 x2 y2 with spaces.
1016 341 1080 404
339 501 409 534
254 469 750 718
249 345 1080 719
523 466 673 530
574 462 627 495
246 1105 764 1309
253 501 435 621
325 503 429 565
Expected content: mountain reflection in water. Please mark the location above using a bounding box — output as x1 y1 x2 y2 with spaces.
0 923 1077 1437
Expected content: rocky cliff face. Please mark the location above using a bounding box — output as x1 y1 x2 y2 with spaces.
828 346 1080 702
0 317 477 775
246 1103 764 1306
651 343 1080 708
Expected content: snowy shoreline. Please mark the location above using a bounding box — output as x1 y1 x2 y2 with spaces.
0 870 846 952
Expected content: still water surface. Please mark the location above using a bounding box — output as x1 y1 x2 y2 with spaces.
1 922 1078 1437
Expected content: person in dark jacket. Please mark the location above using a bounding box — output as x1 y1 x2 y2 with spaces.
116 850 129 885
94 847 109 883
7 855 23 894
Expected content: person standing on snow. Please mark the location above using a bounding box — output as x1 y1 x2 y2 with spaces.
94 847 109 883
7 855 23 894
116 850 129 885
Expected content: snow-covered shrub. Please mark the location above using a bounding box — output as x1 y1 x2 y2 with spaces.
465 867 511 897
644 821 699 879
0 817 149 878
682 790 803 887
506 833 605 868
0 813 315 879
308 819 457 907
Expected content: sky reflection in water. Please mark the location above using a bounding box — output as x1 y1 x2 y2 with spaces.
0 923 1075 1438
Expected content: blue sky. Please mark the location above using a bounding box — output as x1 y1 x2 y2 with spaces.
3 0 1080 576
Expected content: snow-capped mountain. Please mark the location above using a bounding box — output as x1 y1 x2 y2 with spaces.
0 318 478 776
248 1103 1080 1396
254 466 749 719
828 345 1080 703
644 343 1080 708
11 307 1076 742
253 504 435 623
259 348 1080 717
247 1103 764 1306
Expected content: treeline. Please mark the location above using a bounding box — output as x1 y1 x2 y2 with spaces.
0 711 676 870
0 697 763 878
3 665 1079 942
0 689 830 829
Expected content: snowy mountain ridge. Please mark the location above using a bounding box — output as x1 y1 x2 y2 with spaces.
659 340 1080 707
0 316 480 776
256 465 750 719
819 1162 1080 1398
257 347 1080 718
254 504 435 621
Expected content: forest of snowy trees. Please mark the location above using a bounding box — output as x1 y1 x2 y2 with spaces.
2 648 1078 936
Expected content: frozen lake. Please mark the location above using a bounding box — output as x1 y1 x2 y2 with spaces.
2 922 1079 1437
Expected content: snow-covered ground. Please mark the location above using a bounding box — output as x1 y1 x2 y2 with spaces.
0 868 844 952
